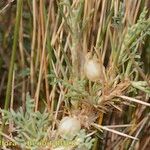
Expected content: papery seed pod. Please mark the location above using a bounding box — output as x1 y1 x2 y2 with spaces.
84 52 104 82
58 117 81 140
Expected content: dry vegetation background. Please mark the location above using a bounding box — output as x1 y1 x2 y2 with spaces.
0 0 150 150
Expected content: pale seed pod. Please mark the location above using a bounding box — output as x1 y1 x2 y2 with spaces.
84 52 104 82
58 117 81 140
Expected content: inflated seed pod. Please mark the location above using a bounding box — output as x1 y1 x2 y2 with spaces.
84 52 104 82
58 117 81 140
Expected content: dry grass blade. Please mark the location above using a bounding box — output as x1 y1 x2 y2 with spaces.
129 115 149 150
92 123 138 140
118 95 150 107
105 124 132 128
0 0 14 14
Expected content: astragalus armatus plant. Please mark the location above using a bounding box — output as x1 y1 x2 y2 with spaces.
0 0 150 150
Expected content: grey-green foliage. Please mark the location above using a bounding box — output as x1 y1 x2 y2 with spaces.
49 72 102 104
49 72 89 99
123 8 150 49
63 79 89 100
118 7 150 76
131 81 150 95
59 0 84 34
1 92 51 150
19 67 30 77
90 83 102 104
75 129 95 150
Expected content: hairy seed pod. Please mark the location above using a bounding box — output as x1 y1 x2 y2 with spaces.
84 52 104 82
58 117 81 140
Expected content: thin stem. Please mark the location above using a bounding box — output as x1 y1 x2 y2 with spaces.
0 0 23 142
